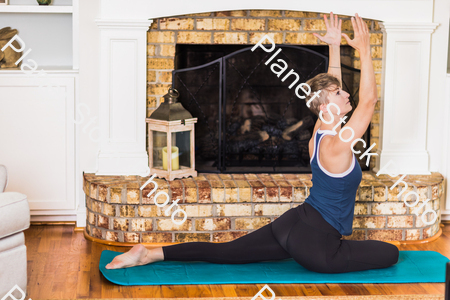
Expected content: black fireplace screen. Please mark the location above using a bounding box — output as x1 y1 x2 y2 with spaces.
172 45 365 173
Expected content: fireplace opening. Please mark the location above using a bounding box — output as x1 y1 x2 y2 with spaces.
172 44 368 173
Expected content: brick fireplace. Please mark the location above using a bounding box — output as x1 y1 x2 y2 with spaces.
86 5 442 244
147 10 378 172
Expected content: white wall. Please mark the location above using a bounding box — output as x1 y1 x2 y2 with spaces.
428 0 450 218
448 22 450 73
428 0 450 173
75 0 101 226
443 74 450 220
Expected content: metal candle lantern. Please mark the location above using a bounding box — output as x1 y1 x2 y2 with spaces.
146 87 197 181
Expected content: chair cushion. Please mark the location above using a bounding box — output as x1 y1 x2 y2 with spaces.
0 244 27 297
0 232 24 253
0 192 29 239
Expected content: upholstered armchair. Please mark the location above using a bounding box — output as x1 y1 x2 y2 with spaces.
0 165 30 298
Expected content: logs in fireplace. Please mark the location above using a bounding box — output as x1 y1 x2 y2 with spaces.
172 44 366 173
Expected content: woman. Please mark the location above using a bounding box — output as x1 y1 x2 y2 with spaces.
105 12 399 274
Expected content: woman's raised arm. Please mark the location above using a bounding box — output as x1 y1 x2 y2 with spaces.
313 12 342 85
328 13 378 157
342 14 377 106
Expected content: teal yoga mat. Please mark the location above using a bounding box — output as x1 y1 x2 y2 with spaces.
99 250 449 285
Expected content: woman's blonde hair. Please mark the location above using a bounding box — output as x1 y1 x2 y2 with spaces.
304 73 341 117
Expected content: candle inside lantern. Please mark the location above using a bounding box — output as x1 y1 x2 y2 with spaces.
162 146 179 170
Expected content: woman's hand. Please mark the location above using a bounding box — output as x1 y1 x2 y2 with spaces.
341 13 371 56
313 12 342 46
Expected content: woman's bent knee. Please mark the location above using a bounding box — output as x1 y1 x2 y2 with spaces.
386 243 399 266
375 242 399 268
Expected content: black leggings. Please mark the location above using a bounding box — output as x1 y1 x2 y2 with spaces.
162 202 399 273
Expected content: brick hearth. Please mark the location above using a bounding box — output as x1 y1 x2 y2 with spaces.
83 171 443 244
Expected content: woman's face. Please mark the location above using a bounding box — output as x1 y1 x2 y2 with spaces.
323 85 351 118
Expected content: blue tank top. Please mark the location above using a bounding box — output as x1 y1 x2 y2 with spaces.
304 128 362 236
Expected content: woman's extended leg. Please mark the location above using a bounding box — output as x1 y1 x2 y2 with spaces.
106 207 300 269
163 209 299 263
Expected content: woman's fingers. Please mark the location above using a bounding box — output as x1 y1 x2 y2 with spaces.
355 13 369 36
328 12 341 29
324 14 329 30
325 11 345 30
351 16 359 35
313 33 324 42
361 16 369 33
341 33 352 44
355 13 364 34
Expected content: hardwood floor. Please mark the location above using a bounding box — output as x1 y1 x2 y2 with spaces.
24 224 450 299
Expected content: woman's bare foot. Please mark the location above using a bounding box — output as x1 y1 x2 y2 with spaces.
105 244 162 269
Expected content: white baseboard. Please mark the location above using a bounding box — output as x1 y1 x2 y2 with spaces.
30 208 86 224
439 213 450 221
30 214 77 222
76 210 87 227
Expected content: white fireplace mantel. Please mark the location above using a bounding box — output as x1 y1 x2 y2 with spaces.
93 0 440 176
94 19 153 176
99 0 434 23
375 22 438 175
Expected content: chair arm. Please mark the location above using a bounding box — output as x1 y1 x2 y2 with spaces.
0 192 30 240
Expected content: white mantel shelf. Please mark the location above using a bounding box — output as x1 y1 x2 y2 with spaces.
99 0 434 22
0 5 73 13
0 67 78 73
